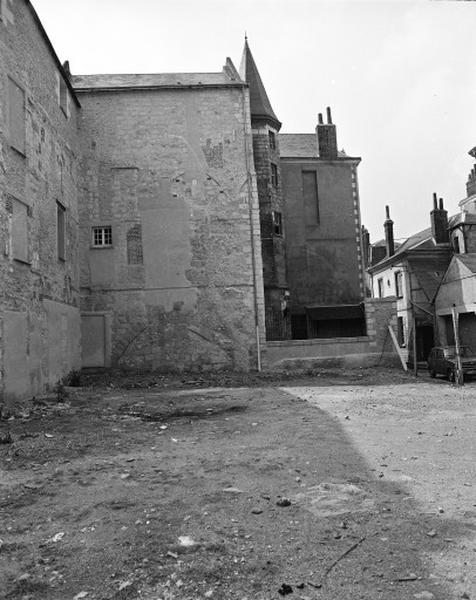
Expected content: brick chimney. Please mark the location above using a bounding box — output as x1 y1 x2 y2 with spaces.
430 193 449 244
467 165 476 197
316 107 338 160
384 205 395 257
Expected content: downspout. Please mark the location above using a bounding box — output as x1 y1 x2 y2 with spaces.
241 86 262 371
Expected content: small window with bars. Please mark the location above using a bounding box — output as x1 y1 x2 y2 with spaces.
268 130 276 150
271 162 278 187
92 226 112 248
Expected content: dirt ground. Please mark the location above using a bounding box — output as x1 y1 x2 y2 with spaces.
0 367 475 600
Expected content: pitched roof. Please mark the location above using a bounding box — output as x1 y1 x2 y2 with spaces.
392 227 433 255
72 70 242 91
456 253 476 274
278 133 348 159
239 39 281 129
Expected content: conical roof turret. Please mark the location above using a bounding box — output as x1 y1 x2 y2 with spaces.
239 37 281 130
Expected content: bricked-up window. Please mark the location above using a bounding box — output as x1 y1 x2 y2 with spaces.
7 196 29 263
269 130 276 150
127 224 144 264
92 226 112 247
57 201 66 261
8 77 25 154
271 163 278 187
272 211 283 236
395 271 403 298
377 277 384 298
302 170 319 224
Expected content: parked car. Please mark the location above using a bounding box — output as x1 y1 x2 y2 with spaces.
427 346 476 381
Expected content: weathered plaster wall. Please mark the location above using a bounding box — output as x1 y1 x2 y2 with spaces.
77 85 265 372
281 159 364 311
0 0 81 401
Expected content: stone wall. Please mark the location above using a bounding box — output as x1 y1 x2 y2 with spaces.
0 0 81 402
251 125 291 340
77 84 265 372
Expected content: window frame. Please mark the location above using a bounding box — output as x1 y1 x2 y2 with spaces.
92 225 113 248
7 75 26 156
268 130 276 150
272 210 283 236
270 162 278 188
395 271 403 298
377 277 384 298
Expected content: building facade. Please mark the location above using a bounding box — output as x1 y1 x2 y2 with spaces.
1 1 370 401
0 0 81 402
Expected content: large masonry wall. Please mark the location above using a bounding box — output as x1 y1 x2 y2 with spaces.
281 159 364 310
77 85 265 372
0 0 81 402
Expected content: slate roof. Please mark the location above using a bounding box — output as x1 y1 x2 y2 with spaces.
392 227 433 256
73 71 241 90
457 253 476 274
239 39 281 129
278 133 348 159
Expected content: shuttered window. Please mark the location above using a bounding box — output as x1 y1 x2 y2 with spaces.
8 77 25 154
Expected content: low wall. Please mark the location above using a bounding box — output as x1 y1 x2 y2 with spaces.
262 298 399 370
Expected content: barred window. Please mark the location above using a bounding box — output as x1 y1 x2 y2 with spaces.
271 162 278 187
92 226 112 247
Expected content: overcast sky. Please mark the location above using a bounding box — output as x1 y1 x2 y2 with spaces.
33 0 476 243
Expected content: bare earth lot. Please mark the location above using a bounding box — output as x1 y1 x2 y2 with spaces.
0 368 475 600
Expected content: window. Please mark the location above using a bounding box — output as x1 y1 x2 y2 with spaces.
302 170 319 224
272 211 283 236
453 236 460 254
0 0 15 25
268 130 276 150
8 77 25 154
377 278 384 298
395 271 403 298
127 224 143 264
271 162 278 187
57 202 66 260
7 196 29 263
92 226 112 248
397 317 405 346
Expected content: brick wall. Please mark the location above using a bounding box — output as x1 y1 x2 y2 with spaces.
0 0 81 401
77 85 265 372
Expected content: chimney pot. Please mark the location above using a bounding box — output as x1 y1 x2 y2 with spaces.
384 206 394 257
439 197 444 210
433 192 438 210
326 107 332 124
385 205 390 220
318 113 323 125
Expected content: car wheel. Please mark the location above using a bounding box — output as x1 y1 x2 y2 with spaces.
447 368 455 383
429 369 437 378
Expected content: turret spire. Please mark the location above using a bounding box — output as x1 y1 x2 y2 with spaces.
239 38 281 130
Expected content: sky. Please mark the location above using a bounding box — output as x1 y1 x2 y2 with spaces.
32 0 476 243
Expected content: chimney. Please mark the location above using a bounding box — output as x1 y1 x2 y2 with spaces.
361 225 370 267
467 164 476 197
384 205 395 257
316 106 338 160
62 60 71 79
430 193 449 244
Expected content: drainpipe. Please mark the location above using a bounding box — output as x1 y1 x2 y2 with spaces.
241 86 262 371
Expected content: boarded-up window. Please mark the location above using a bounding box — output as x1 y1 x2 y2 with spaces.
302 171 319 224
8 77 25 154
127 224 143 264
8 196 29 262
57 201 66 260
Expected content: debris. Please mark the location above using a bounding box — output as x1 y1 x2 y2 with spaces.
461 593 470 599
73 592 89 600
171 438 178 443
167 551 178 559
278 583 293 595
307 581 322 589
251 508 263 514
339 521 347 529
414 592 434 600
426 530 437 538
397 573 418 582
276 498 291 507
296 583 305 589
438 507 444 513
0 431 13 444
160 425 168 430
204 591 214 598
178 535 197 547
222 487 244 494
323 537 366 579
44 433 54 438
120 473 131 480
345 415 350 420
118 580 133 591
48 532 65 543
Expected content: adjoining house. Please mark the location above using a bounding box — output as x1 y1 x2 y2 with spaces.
434 146 476 349
368 198 452 361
